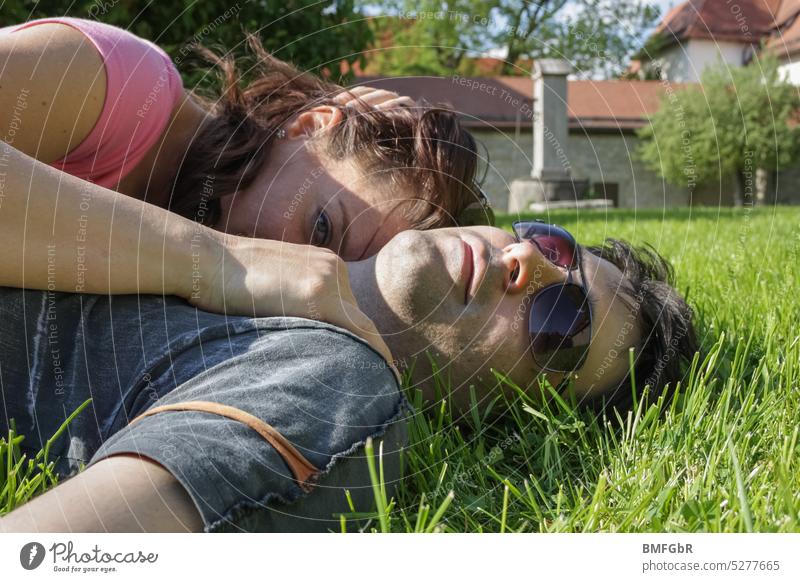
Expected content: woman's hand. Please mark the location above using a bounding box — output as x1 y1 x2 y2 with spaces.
333 85 415 111
184 232 396 375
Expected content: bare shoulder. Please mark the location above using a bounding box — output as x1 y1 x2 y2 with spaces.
0 22 106 163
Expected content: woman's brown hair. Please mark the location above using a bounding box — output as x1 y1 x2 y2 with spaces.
168 35 480 231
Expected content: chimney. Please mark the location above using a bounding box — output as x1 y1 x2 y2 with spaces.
508 59 588 212
532 59 572 181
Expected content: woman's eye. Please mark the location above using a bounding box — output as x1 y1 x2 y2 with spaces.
311 210 333 247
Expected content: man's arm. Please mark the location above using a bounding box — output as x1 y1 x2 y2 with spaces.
0 455 202 532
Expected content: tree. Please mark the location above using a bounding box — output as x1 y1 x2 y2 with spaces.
368 0 660 78
531 0 662 79
0 1 372 84
367 0 488 76
638 54 800 205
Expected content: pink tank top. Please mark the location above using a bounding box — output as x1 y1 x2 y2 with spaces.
1 17 184 188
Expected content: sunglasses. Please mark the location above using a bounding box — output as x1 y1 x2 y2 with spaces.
512 220 593 374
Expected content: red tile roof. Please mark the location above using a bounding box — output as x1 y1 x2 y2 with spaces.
655 0 781 44
647 0 800 59
567 80 680 130
353 76 678 131
459 57 534 76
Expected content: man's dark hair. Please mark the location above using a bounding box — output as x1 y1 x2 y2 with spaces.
583 239 699 413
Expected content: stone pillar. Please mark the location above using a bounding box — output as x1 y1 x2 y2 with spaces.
508 59 588 212
532 59 572 182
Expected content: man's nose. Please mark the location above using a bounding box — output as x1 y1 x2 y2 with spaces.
500 241 561 294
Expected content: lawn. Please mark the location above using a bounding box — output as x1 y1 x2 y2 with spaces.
3 207 799 532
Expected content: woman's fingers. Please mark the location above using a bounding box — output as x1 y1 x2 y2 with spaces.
352 88 397 105
329 262 396 370
330 300 399 382
331 86 373 105
373 95 415 110
326 265 395 370
334 86 414 111
333 85 372 99
358 90 414 109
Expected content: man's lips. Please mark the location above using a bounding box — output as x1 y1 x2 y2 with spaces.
460 240 474 304
460 236 488 304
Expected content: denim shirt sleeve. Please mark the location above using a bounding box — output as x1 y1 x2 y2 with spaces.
88 319 406 532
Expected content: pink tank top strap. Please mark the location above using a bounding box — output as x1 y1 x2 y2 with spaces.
4 17 184 188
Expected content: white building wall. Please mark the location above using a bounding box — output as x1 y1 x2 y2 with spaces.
475 126 800 210
653 39 747 82
473 128 691 210
778 59 800 85
567 133 689 208
469 129 533 210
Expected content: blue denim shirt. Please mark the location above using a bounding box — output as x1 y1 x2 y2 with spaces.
0 287 406 531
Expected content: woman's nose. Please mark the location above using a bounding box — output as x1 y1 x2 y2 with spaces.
501 241 560 294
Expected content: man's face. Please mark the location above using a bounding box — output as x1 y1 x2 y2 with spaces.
349 226 641 411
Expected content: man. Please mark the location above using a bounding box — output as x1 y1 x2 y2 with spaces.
0 222 696 532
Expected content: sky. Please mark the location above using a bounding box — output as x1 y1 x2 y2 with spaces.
655 0 680 12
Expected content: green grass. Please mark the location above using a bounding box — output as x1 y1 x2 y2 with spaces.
2 207 799 532
1 399 92 514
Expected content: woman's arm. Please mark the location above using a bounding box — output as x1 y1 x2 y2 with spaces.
0 139 198 298
0 141 394 366
0 455 202 532
0 22 106 163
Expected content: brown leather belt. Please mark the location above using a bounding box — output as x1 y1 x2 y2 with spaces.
130 400 320 492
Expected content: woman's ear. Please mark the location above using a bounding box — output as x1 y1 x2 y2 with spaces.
285 105 343 138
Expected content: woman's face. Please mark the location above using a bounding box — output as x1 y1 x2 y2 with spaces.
216 113 413 260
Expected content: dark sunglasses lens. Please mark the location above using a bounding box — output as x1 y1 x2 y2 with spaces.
513 222 577 269
533 234 576 269
529 285 592 372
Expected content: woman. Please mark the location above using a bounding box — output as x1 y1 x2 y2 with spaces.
0 17 483 362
